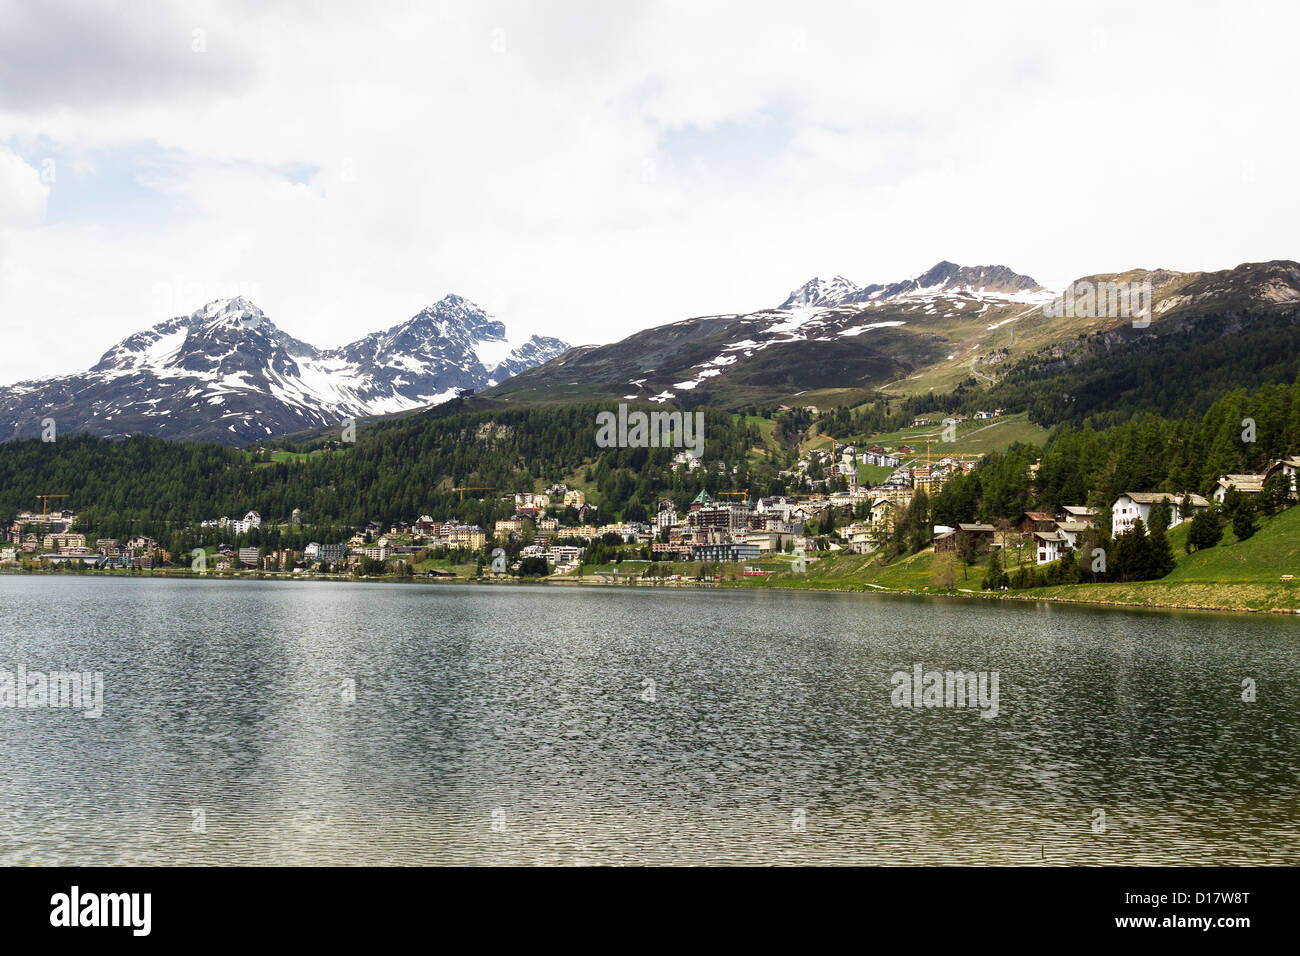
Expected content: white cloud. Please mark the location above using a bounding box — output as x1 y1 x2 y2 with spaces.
0 148 48 227
1 0 1298 384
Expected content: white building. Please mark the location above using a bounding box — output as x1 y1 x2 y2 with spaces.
1034 530 1069 565
546 545 584 567
1211 474 1265 503
1055 521 1091 550
1111 492 1209 537
231 510 262 535
1263 455 1300 496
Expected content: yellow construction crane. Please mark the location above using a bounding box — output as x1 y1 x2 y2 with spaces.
451 486 494 502
36 494 69 520
717 489 750 504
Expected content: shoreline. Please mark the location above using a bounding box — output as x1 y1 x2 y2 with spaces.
5 566 1297 617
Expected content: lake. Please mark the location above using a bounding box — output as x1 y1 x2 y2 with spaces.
0 575 1296 865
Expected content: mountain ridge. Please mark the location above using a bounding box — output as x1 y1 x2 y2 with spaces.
489 258 1300 410
0 295 568 444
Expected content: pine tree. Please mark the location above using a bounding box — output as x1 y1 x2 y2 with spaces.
1186 507 1224 552
1147 521 1176 578
1232 501 1258 541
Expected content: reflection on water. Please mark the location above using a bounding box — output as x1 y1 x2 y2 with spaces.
0 576 1296 865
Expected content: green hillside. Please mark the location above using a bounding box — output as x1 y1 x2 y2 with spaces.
729 506 1300 613
1029 507 1300 611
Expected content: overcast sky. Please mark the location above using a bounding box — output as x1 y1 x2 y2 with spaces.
1 0 1297 384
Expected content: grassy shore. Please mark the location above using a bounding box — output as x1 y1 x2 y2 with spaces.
731 506 1300 614
10 506 1298 615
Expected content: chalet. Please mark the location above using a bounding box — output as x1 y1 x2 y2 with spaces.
1262 456 1300 496
957 522 996 551
1018 512 1057 535
1111 492 1209 537
1054 521 1091 549
934 523 996 553
1211 474 1265 503
1034 530 1069 565
1056 505 1097 526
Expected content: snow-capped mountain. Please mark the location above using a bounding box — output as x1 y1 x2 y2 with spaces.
0 295 568 444
492 257 1300 410
495 260 1055 407
779 275 862 309
781 261 1046 309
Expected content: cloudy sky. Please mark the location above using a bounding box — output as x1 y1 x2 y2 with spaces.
1 0 1297 384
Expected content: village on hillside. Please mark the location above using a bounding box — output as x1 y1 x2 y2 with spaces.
5 441 1298 583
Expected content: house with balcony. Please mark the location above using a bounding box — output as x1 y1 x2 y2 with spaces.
1111 492 1209 537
